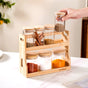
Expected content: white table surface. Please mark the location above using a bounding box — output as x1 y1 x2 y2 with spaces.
0 52 88 88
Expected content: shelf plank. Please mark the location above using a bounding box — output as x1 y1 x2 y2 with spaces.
26 42 69 51
26 66 71 78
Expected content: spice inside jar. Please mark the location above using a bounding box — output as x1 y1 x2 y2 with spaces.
52 49 66 68
44 25 55 45
27 53 40 73
34 27 45 46
38 51 52 71
23 29 34 47
55 12 66 32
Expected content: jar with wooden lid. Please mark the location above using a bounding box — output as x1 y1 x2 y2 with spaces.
23 29 34 47
26 53 40 73
55 12 66 32
34 27 45 46
44 25 55 45
38 51 52 71
52 49 66 68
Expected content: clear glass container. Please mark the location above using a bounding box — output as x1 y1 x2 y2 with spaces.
44 25 55 45
34 27 45 46
23 29 34 47
26 53 40 73
38 51 52 71
55 12 65 32
52 49 66 68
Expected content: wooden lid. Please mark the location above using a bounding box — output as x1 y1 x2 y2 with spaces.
39 51 52 57
54 49 65 54
44 24 54 30
34 26 44 31
27 52 38 59
56 12 66 16
23 29 34 34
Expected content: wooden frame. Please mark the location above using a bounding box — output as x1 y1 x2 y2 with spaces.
19 28 71 78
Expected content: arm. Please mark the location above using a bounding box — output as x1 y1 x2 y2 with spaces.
57 8 88 21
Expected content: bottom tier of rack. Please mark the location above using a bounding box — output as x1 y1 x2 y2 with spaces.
21 66 70 78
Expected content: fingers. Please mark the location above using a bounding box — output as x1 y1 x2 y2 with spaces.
62 15 69 21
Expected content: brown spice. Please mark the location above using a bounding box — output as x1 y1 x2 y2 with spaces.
27 63 39 73
34 31 44 46
55 23 65 32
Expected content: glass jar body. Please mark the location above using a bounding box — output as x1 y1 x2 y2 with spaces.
38 56 52 71
34 28 45 46
55 12 65 32
23 29 34 47
27 56 40 73
44 27 54 45
52 51 65 68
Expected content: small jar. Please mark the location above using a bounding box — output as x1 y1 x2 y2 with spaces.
55 12 65 32
26 53 40 73
52 49 66 68
34 27 45 46
38 51 52 71
44 25 55 45
23 29 34 47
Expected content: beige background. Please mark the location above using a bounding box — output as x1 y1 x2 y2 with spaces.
0 0 87 57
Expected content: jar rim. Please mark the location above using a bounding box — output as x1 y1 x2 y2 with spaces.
56 12 66 16
23 29 34 34
39 51 52 57
54 49 65 54
26 53 38 59
44 24 54 30
34 27 44 31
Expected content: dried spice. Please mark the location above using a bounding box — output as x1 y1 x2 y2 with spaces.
44 39 54 45
27 63 39 73
52 59 65 68
44 39 63 45
34 31 44 46
55 23 65 32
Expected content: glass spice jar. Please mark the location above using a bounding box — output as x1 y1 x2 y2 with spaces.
52 49 66 68
23 29 34 47
38 51 52 71
44 25 55 45
34 27 45 46
55 12 66 32
26 53 40 73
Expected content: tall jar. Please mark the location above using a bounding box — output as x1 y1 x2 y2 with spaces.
26 53 40 73
34 27 45 46
38 51 52 71
44 25 55 45
55 12 65 32
52 49 66 68
23 29 34 47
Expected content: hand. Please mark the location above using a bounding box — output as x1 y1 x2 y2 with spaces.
57 8 80 21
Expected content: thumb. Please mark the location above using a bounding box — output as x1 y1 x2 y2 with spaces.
62 15 70 21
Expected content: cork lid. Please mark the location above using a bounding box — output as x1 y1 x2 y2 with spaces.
34 26 44 31
26 52 38 59
39 51 52 57
23 28 34 34
56 12 66 17
44 24 54 30
54 49 65 54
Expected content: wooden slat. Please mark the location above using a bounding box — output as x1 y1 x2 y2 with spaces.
19 34 28 77
26 66 71 78
26 42 69 51
25 31 62 38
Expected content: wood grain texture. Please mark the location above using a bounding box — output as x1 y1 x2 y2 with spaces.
19 29 71 78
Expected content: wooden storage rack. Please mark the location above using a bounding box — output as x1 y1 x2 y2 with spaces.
19 27 71 78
